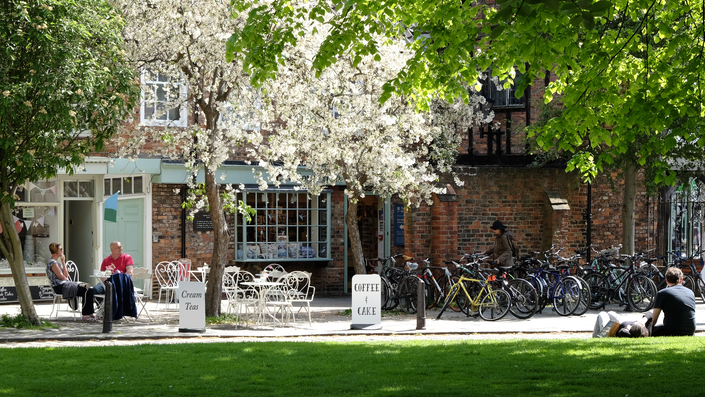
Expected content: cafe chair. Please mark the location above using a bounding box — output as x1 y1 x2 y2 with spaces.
155 261 180 310
263 263 286 274
131 267 154 321
281 271 315 325
223 271 257 327
48 260 80 320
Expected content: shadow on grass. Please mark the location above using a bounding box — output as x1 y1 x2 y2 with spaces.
1 338 704 396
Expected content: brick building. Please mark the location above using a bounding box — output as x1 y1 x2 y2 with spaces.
4 69 701 299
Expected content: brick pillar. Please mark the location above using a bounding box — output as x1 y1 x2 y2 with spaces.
430 193 458 266
405 203 431 262
543 191 571 251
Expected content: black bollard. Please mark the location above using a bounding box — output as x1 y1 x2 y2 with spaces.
102 280 113 333
416 277 426 330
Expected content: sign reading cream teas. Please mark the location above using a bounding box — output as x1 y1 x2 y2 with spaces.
179 281 206 333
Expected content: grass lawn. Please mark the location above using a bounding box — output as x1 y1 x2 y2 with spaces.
1 337 704 396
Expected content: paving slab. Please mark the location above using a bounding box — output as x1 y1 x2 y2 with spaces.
1 296 704 347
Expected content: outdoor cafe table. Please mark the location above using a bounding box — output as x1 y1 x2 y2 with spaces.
189 266 209 285
240 280 286 326
91 270 112 317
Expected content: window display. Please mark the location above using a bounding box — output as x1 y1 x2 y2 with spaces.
234 191 330 261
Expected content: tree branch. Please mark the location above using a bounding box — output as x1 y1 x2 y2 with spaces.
574 0 660 105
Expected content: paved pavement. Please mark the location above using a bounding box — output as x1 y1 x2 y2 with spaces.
1 296 704 347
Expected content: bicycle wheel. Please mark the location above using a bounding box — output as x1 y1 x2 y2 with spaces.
437 283 460 319
397 276 418 314
507 278 538 319
627 274 657 312
552 276 581 316
478 289 511 321
571 276 591 316
426 275 444 309
696 277 705 303
381 276 398 311
528 276 548 313
682 274 695 293
585 272 609 310
447 276 468 313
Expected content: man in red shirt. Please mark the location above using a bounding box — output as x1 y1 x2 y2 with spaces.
94 241 134 294
101 241 134 276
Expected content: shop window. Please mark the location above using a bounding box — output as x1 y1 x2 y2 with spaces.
16 180 59 203
0 206 58 270
234 190 331 261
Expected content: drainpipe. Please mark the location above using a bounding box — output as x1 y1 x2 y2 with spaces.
586 182 592 263
181 188 187 259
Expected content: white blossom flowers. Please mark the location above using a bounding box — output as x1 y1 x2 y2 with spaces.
254 22 486 206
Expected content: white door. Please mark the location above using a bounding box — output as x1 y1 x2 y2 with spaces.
103 198 144 273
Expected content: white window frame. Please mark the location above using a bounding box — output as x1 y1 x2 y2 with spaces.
234 190 331 262
140 68 188 127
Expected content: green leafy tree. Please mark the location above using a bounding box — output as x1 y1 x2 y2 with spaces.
0 0 137 325
229 0 705 253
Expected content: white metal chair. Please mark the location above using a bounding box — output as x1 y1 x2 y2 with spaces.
49 260 80 320
154 261 180 310
223 270 259 327
273 271 315 325
286 271 315 325
263 263 285 273
131 267 154 321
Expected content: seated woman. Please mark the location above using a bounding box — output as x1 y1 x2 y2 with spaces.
46 243 97 321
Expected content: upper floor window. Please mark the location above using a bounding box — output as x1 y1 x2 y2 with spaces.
140 69 188 127
481 69 525 109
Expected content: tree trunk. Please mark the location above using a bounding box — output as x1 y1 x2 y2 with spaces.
622 161 637 255
0 202 40 325
203 168 228 318
345 199 367 276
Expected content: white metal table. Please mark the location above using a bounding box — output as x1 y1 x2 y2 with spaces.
240 280 286 326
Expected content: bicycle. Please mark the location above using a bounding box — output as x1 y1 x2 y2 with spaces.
548 249 591 316
525 260 583 316
515 247 585 316
396 258 457 313
436 264 511 321
495 265 539 319
585 252 658 312
365 253 407 311
663 251 705 301
409 258 458 309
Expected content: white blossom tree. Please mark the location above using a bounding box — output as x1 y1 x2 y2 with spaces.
252 27 491 275
112 0 260 317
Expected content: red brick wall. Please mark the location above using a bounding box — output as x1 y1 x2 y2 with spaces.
150 183 349 297
404 204 431 261
399 166 658 264
430 194 458 266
